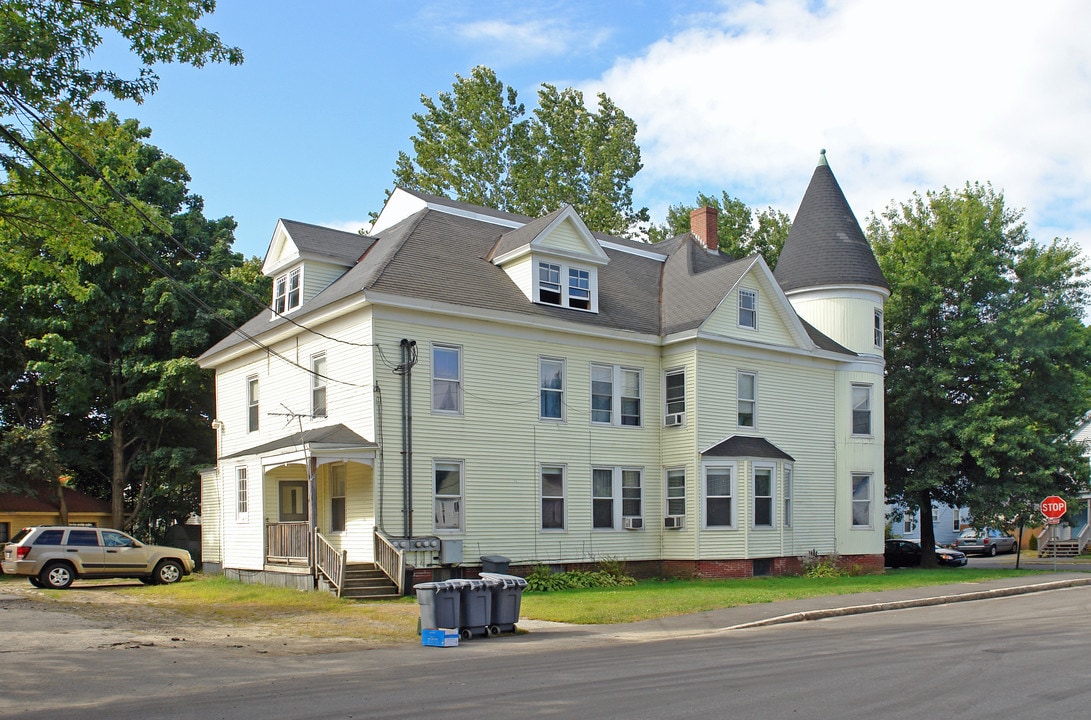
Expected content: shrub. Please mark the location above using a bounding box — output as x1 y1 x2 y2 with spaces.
524 560 637 592
799 549 848 578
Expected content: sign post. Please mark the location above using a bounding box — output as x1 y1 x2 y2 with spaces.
1041 496 1067 572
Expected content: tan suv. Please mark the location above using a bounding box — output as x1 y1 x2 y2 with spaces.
1 526 195 589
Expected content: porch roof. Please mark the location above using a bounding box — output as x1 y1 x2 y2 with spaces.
222 424 377 459
701 435 795 461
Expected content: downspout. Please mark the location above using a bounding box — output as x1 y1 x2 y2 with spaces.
401 339 415 540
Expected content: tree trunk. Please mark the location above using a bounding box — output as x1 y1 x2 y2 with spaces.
918 488 938 568
56 481 69 526
111 421 125 529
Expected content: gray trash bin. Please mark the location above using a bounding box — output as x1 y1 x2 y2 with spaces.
480 572 528 635
480 555 510 573
414 581 460 631
447 578 492 639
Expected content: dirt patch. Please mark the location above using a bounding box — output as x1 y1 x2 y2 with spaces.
0 579 418 656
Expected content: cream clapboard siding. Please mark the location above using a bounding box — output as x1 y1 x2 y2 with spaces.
501 255 534 303
540 217 591 254
316 462 375 561
702 273 798 349
371 307 666 566
221 458 263 570
695 344 839 559
786 289 885 358
199 467 222 564
660 345 700 558
303 262 348 303
835 367 885 555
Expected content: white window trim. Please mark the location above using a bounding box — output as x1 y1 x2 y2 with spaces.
431 343 463 415
664 367 686 417
738 288 758 330
534 259 599 313
235 466 249 519
737 370 757 429
783 465 793 529
752 463 776 530
665 467 687 519
272 267 303 316
590 363 643 427
851 383 872 437
874 308 884 348
311 353 328 418
851 473 872 528
329 463 346 533
592 466 644 531
246 375 259 433
539 357 566 422
540 464 567 532
702 461 737 529
433 459 464 533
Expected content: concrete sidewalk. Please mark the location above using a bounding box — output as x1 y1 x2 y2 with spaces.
514 572 1091 643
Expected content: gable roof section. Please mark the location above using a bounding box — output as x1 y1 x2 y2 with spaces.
660 234 751 335
702 435 795 461
491 206 610 265
774 151 889 293
221 423 376 460
263 219 374 276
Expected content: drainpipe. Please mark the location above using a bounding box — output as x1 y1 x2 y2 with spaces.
401 339 415 540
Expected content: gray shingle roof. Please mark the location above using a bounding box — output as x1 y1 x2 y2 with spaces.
774 152 889 293
221 423 376 459
702 435 795 461
279 219 374 265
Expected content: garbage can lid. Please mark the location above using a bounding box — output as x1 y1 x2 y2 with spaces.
413 581 453 591
480 555 510 563
480 572 527 587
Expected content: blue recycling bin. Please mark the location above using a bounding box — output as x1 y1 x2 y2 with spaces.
414 581 460 631
480 572 528 635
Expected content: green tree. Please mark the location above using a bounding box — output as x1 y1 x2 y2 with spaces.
0 112 267 529
393 66 647 236
870 183 1091 566
0 0 241 287
649 191 792 267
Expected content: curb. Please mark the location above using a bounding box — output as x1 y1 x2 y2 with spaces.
723 577 1091 631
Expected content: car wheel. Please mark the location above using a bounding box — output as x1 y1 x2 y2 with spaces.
41 562 74 589
139 577 156 585
28 577 45 588
989 545 997 557
153 559 183 585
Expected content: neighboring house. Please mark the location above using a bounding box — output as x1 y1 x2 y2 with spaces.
886 503 970 546
0 479 113 542
197 151 888 593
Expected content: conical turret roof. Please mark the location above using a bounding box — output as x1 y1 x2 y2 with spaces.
774 151 889 293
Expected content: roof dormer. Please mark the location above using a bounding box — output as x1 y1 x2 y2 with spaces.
490 206 609 314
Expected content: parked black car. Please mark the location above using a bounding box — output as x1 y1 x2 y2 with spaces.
885 539 968 568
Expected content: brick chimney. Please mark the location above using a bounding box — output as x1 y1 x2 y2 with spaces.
690 207 719 253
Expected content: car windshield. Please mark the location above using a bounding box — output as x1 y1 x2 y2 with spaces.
959 529 982 539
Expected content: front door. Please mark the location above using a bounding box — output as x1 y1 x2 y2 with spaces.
279 480 309 522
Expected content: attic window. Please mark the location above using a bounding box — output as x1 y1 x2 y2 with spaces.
535 260 597 313
273 268 302 315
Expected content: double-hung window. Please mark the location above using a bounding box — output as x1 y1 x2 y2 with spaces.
852 384 872 435
273 268 302 314
737 371 757 428
753 465 774 528
591 364 642 426
704 463 736 528
783 466 793 528
874 309 884 348
665 369 685 423
592 467 643 530
952 509 961 532
330 464 346 532
246 376 260 433
432 344 462 414
236 467 248 516
539 358 565 421
851 473 872 527
540 465 565 530
536 260 597 312
434 461 463 531
311 354 327 418
739 288 757 329
666 468 686 518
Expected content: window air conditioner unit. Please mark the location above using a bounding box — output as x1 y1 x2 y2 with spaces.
623 517 644 530
664 515 685 529
664 412 685 427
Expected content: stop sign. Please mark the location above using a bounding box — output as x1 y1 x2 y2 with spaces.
1041 495 1067 519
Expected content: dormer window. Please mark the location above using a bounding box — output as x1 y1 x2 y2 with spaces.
273 268 302 315
535 260 597 312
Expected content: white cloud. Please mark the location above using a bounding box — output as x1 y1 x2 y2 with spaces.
595 0 1091 253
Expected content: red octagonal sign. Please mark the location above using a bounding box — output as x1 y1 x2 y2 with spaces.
1041 495 1067 519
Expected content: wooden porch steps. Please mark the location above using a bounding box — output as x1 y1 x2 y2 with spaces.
338 562 401 600
1039 540 1081 558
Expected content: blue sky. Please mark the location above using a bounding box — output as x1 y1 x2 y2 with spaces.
103 0 1091 260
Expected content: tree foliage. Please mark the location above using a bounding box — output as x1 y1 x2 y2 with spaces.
393 66 648 236
869 183 1091 562
0 113 267 530
648 191 792 267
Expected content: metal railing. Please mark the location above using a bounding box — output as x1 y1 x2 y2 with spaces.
374 532 406 596
315 531 347 598
265 521 312 565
